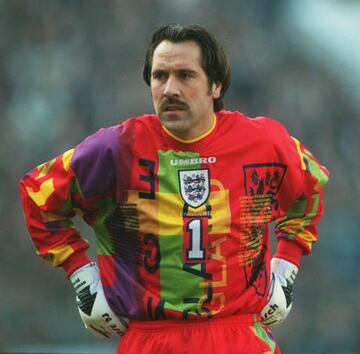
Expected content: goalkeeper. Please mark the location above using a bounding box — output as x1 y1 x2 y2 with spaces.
19 24 330 353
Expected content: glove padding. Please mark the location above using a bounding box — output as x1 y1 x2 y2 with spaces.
70 262 129 339
261 258 298 328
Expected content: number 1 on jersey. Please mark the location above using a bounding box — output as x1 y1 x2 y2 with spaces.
184 218 208 263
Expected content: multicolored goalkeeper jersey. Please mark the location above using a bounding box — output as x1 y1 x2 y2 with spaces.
19 111 329 321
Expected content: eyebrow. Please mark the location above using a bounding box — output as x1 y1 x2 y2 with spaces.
151 68 166 75
151 68 198 75
178 68 197 75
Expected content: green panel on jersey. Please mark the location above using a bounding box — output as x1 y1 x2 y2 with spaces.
157 150 201 194
158 150 205 314
160 234 204 314
92 199 117 255
253 322 276 352
303 154 329 187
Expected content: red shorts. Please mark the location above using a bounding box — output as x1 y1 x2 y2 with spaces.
117 314 281 354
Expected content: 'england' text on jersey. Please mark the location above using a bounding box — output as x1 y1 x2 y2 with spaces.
170 157 217 166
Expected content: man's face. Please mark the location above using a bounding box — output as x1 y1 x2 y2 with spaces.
150 40 221 140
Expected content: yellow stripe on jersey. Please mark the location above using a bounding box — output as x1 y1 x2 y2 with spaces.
292 137 306 171
127 190 160 235
45 244 75 267
158 192 183 235
127 178 231 237
62 149 75 172
26 179 55 207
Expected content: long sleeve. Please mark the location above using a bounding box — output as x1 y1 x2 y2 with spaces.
19 127 119 276
273 132 330 266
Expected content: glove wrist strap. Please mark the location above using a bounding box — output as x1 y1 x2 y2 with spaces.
271 257 298 284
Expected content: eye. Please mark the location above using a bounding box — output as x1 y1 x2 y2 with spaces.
179 71 192 80
152 70 167 81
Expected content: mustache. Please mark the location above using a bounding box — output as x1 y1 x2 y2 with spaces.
159 97 189 111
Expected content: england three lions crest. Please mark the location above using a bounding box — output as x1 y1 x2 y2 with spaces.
179 169 210 208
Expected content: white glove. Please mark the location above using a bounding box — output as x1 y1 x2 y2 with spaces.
261 258 298 328
70 262 129 339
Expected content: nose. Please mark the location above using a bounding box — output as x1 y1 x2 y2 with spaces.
163 75 180 98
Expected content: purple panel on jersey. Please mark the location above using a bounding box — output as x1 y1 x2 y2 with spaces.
105 258 146 319
72 127 119 198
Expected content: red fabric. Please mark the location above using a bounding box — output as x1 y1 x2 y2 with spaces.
274 239 304 267
19 110 329 321
117 315 281 354
62 251 92 278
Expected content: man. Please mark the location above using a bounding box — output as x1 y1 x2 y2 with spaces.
19 24 329 353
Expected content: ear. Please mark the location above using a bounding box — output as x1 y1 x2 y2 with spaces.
212 81 222 99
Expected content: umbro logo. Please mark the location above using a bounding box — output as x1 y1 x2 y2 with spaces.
170 157 216 166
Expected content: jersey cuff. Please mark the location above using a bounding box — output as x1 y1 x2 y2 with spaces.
62 251 93 278
273 239 304 268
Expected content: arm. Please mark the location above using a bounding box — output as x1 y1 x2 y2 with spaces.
274 137 330 265
19 148 93 275
19 127 128 338
262 124 330 327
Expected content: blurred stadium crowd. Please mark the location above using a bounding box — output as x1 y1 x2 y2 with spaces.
1 1 359 353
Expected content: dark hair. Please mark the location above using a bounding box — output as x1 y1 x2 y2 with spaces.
143 24 231 112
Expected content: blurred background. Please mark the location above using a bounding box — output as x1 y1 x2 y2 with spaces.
1 0 359 353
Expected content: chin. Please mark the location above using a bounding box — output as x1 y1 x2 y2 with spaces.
159 114 181 125
163 121 184 131
159 111 191 131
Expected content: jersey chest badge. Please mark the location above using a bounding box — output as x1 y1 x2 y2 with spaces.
178 169 210 208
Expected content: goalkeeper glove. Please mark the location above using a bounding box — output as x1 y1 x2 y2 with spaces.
261 257 298 328
70 262 129 339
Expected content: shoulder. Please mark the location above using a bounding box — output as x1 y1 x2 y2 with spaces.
74 114 158 156
122 114 159 130
72 124 121 162
217 110 289 138
117 114 161 139
70 114 156 196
